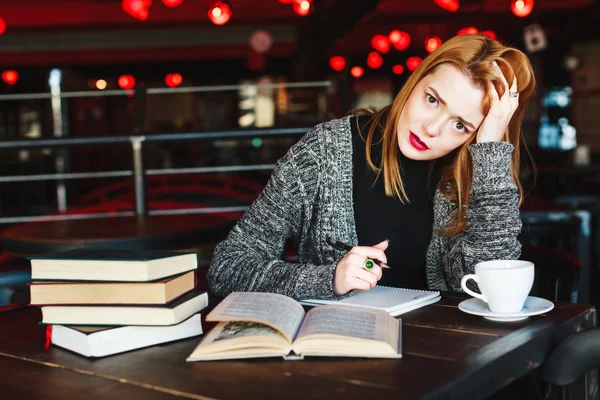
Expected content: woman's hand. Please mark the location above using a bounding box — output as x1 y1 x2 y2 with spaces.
476 61 519 143
333 240 388 295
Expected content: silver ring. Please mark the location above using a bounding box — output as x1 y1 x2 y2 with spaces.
364 259 375 270
509 91 519 98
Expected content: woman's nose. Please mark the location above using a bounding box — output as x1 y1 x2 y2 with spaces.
424 116 444 137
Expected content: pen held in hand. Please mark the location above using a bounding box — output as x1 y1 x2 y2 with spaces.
325 236 391 269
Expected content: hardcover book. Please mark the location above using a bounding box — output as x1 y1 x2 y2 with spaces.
187 292 401 361
41 290 208 326
51 313 204 358
30 271 195 305
29 248 197 282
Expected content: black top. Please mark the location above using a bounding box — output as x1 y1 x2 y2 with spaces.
352 115 438 290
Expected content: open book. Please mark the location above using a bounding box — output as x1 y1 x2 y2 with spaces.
186 292 401 361
301 286 441 316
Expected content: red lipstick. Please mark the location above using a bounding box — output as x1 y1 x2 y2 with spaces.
409 131 429 151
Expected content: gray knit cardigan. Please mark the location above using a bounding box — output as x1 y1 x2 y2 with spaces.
208 116 522 300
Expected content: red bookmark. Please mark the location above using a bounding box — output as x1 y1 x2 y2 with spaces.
44 325 52 350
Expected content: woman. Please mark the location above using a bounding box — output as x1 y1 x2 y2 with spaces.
208 34 536 300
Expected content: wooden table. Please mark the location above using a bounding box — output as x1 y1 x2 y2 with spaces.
1 214 238 257
0 293 596 399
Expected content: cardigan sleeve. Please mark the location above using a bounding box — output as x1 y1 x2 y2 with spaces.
207 126 339 300
427 141 522 291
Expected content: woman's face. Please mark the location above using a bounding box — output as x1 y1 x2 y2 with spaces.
397 64 486 161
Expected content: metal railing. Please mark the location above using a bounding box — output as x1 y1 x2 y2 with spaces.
0 127 311 224
0 80 333 224
0 81 333 101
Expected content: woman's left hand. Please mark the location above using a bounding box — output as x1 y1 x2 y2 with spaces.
476 61 519 143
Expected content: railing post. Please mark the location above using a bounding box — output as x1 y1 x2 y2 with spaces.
131 136 147 216
49 68 68 213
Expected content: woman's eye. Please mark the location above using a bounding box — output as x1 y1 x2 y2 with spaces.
426 94 438 105
454 121 468 132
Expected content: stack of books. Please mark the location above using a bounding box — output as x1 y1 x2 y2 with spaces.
29 248 208 358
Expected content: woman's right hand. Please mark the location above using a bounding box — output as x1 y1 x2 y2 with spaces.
333 240 389 295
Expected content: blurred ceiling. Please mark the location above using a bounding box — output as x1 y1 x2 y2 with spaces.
1 0 594 29
0 0 597 72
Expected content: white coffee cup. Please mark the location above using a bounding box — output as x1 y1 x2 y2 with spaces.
460 260 534 314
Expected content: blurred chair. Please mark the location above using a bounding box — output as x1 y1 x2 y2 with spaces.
542 328 600 400
554 195 600 307
520 213 582 257
520 211 591 304
521 245 581 304
553 195 600 265
502 246 585 400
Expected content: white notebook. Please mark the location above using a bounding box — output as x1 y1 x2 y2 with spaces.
300 286 441 317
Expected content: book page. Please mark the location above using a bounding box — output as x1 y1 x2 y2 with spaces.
211 321 284 342
207 292 305 343
295 305 394 343
200 321 288 348
187 321 291 361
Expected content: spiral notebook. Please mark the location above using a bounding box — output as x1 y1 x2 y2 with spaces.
300 286 441 317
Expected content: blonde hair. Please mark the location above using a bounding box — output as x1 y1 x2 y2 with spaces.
360 34 536 236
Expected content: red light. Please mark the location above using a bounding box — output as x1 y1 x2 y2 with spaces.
389 30 411 51
165 73 182 88
406 57 422 72
329 56 346 72
278 0 293 3
434 0 459 12
0 18 6 35
350 66 364 78
118 75 136 90
392 65 405 75
367 52 383 69
208 1 231 25
293 0 311 16
122 0 152 21
480 30 497 40
1 70 18 85
371 35 390 54
425 36 442 53
457 26 478 35
162 0 183 6
247 50 266 71
511 0 534 17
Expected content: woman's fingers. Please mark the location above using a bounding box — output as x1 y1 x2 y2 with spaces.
488 80 500 101
348 253 382 279
510 76 518 93
492 61 508 86
492 60 519 107
333 242 388 295
372 239 389 251
476 61 519 144
350 277 372 291
354 267 379 288
343 269 378 292
508 76 519 107
492 60 510 97
349 246 388 265
486 81 501 118
333 255 381 294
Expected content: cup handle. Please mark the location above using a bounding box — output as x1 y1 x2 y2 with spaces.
460 274 487 302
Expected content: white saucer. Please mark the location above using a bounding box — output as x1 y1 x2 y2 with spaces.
458 296 555 322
